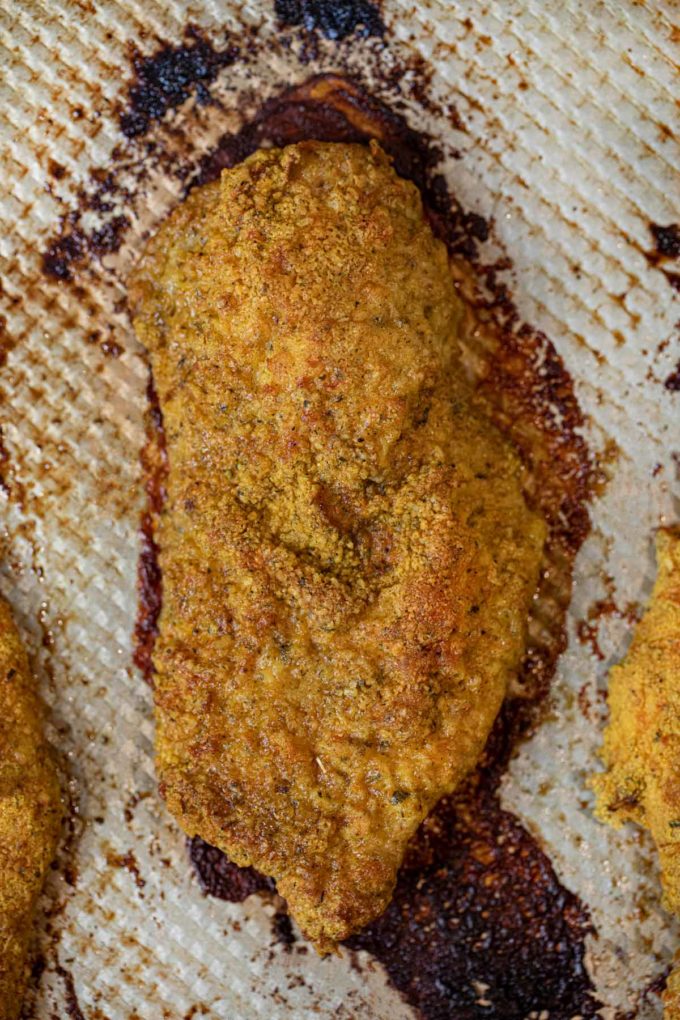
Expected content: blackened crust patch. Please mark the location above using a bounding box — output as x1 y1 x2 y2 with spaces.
120 25 239 139
134 73 600 1020
274 0 384 40
665 361 680 392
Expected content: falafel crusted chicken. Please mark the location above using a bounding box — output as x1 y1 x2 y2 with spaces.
0 598 61 1020
130 140 546 950
593 528 680 1018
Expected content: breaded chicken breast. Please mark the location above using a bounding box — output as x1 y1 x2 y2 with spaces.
130 140 546 950
593 528 680 1016
0 598 61 1020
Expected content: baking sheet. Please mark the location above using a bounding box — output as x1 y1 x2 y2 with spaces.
0 1 679 1017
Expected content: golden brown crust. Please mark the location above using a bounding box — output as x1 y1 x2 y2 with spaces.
0 598 61 1020
130 140 546 949
592 527 680 1015
593 529 680 905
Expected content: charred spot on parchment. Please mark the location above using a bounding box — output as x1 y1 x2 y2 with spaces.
274 0 384 40
41 25 241 282
42 214 131 282
650 223 680 260
119 25 239 139
189 835 275 901
665 362 680 392
647 223 680 294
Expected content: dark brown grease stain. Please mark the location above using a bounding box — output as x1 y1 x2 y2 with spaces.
47 158 67 181
106 849 146 891
647 223 680 294
0 312 15 495
55 964 86 1020
134 75 599 1019
184 1006 210 1020
42 213 131 282
663 271 680 293
133 378 167 682
0 426 11 499
274 0 384 40
189 835 275 901
0 313 13 369
650 222 680 260
665 361 680 392
122 788 152 824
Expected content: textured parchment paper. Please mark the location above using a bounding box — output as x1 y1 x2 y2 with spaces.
0 1 679 1017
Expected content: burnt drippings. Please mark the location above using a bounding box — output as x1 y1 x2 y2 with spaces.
55 965 86 1020
189 711 599 1018
646 223 680 294
0 313 13 369
189 835 275 901
0 306 15 495
133 378 167 684
665 361 680 392
42 214 131 282
274 0 384 40
133 74 600 1020
41 25 242 282
271 908 297 949
119 25 239 139
650 222 680 260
